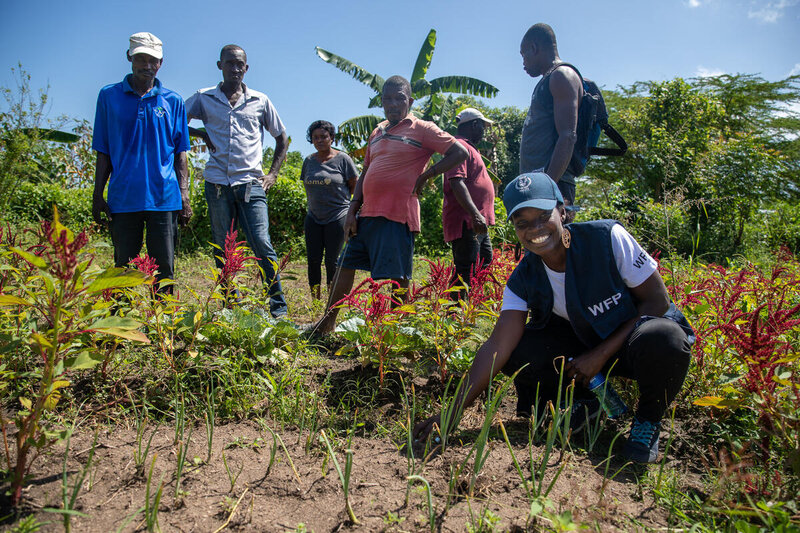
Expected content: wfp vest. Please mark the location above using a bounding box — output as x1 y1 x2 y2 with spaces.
508 220 694 347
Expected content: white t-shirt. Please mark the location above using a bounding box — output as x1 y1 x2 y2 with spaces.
501 224 658 319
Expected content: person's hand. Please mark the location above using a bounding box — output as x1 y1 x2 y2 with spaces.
344 211 358 238
471 213 489 234
261 172 278 191
412 174 430 196
565 350 606 388
178 196 193 227
413 413 441 443
92 196 111 227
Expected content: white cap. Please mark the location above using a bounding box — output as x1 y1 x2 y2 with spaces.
128 32 163 59
456 107 493 126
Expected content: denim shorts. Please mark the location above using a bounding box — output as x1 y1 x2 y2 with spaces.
338 216 414 279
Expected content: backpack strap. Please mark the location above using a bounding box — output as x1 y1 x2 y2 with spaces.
590 123 627 156
557 63 628 157
550 63 585 89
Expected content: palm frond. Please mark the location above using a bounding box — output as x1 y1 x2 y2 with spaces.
315 47 385 93
427 76 499 98
16 128 79 143
411 79 432 100
367 93 382 109
338 115 383 151
411 29 437 84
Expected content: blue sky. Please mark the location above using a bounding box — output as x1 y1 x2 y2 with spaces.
1 0 798 157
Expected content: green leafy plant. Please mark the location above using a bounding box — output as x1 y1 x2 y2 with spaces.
41 427 97 532
144 454 164 533
407 474 435 532
132 399 160 478
335 278 414 385
319 429 359 524
203 385 216 464
221 450 244 494
0 209 149 506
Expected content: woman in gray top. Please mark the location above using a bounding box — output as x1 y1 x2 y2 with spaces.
301 120 358 299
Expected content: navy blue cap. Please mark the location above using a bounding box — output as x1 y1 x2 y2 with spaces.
503 172 564 220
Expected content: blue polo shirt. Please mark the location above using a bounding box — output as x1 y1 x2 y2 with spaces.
92 75 190 213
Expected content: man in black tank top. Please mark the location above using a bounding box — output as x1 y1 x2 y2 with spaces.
519 23 583 221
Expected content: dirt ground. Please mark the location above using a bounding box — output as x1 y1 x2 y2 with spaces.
1 257 708 532
5 387 705 533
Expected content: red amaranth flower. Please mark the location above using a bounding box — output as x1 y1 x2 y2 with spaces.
130 254 159 277
219 227 257 285
40 220 89 281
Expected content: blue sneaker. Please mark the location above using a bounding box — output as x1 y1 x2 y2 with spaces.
623 417 661 463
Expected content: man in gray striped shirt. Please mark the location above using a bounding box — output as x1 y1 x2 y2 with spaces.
186 44 289 316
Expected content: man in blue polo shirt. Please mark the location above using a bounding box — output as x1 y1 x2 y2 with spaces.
92 32 191 292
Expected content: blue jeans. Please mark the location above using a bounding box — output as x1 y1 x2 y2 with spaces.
204 181 287 316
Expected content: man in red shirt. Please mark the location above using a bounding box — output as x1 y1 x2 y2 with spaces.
443 108 496 293
313 75 468 334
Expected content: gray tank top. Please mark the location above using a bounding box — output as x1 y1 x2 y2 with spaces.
519 69 576 185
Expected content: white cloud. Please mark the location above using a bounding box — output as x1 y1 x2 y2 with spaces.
696 66 726 77
790 63 800 76
686 0 701 7
748 0 798 23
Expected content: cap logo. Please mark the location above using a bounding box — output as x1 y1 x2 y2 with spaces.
515 175 532 191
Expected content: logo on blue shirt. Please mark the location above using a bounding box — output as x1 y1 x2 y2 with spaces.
154 106 166 118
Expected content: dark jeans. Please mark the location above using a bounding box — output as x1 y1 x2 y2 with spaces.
502 315 691 423
204 181 287 317
556 179 576 206
110 210 178 290
450 222 493 286
304 213 346 288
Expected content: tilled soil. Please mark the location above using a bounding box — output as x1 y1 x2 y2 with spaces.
5 399 705 532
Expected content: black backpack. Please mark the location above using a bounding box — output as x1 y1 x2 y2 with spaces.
559 63 627 177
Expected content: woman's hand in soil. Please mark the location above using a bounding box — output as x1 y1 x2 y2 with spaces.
413 413 440 442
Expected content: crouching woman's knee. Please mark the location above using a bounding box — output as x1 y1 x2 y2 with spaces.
629 318 692 373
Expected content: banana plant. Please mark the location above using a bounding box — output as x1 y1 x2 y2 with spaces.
315 29 498 151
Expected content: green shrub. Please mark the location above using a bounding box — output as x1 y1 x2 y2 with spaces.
268 174 307 258
7 181 93 228
180 180 212 254
416 180 447 257
755 201 800 254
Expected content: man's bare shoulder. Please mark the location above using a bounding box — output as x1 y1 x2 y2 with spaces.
549 66 582 95
550 65 582 85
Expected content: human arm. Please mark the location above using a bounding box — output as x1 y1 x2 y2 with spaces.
412 141 469 196
343 167 367 238
92 152 113 226
175 151 192 226
545 67 581 183
450 177 488 234
342 153 359 196
188 126 215 152
565 272 670 387
261 131 288 190
413 310 528 440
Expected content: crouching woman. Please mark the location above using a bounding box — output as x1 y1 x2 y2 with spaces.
414 172 694 463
